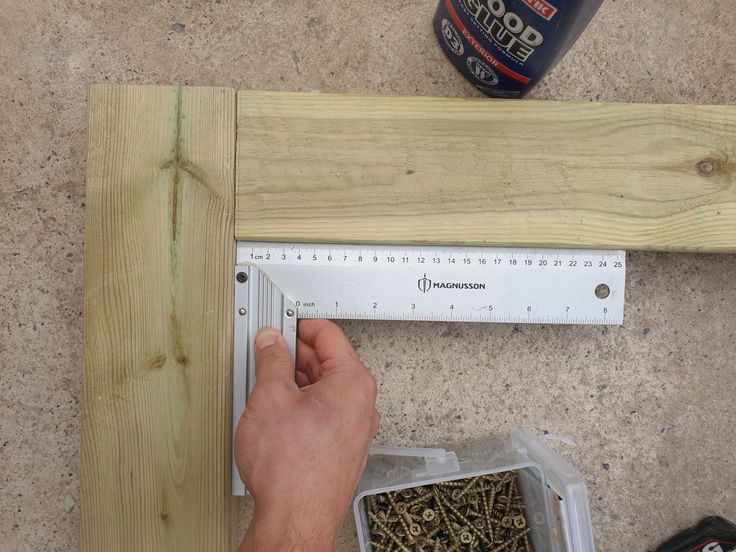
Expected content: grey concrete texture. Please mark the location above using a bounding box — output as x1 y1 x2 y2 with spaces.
0 0 734 550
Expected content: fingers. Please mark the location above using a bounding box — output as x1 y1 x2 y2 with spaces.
296 321 381 447
295 370 311 388
298 320 360 374
253 328 296 389
295 337 322 383
310 358 378 413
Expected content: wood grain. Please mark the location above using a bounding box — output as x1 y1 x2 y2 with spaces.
82 85 237 550
235 92 736 252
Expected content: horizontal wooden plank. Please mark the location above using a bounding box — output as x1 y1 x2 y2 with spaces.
235 92 736 252
82 84 237 551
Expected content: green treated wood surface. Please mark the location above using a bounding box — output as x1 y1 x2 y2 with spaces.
235 92 736 252
82 84 237 551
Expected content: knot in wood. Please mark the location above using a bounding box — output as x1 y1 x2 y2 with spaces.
697 158 716 176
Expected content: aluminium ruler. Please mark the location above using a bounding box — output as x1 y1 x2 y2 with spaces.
232 241 626 494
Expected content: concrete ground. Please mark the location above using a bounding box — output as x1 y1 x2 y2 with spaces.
1 1 734 550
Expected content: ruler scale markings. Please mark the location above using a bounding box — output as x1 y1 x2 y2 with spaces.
236 242 626 326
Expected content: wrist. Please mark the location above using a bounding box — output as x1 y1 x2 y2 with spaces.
240 504 338 552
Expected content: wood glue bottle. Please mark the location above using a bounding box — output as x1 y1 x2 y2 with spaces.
434 0 603 97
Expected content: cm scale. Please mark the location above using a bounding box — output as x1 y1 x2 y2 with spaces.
232 241 626 494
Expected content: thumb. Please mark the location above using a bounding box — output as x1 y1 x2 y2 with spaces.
253 328 295 388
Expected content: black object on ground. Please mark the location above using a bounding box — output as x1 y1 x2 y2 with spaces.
656 516 736 552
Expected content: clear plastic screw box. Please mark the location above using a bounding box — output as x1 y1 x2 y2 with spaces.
353 428 595 551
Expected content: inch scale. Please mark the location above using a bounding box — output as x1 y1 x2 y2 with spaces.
232 241 626 495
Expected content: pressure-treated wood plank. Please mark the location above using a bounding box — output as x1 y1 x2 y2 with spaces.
82 85 237 551
235 92 736 252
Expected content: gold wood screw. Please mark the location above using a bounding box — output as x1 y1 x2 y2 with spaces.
406 492 433 508
388 494 411 540
366 470 532 551
484 482 498 543
436 480 465 487
434 492 459 545
456 476 480 499
441 496 491 546
368 511 411 552
490 527 531 552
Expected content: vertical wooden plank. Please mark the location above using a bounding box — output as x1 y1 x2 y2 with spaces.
82 84 237 551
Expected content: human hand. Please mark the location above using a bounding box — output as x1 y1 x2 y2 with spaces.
235 319 380 552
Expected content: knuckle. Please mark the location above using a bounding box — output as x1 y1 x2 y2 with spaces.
361 370 378 402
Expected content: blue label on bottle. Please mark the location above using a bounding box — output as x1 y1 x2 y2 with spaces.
434 0 573 97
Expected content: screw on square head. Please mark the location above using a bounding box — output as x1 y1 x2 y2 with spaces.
236 272 248 283
595 283 610 299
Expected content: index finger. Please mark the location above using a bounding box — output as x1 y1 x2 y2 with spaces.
297 319 361 368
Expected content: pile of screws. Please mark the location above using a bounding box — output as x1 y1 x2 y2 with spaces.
365 471 532 551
